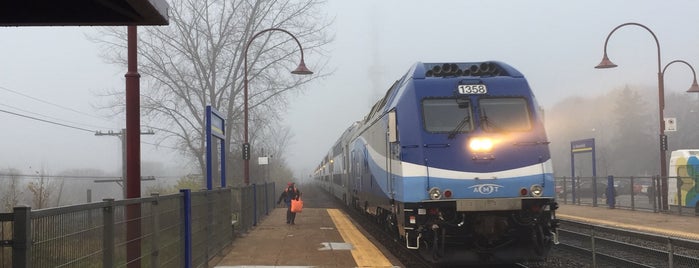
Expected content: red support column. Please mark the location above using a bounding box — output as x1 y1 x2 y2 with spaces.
125 25 142 268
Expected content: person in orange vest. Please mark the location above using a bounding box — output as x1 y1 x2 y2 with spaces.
277 182 301 224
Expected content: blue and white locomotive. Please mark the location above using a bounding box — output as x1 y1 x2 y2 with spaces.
314 61 558 265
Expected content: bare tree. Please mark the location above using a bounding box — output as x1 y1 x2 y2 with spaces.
173 174 205 192
26 167 54 209
0 168 23 212
252 124 295 184
94 0 332 185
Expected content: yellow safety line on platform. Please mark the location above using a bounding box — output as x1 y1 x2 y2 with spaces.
327 209 394 267
558 214 699 240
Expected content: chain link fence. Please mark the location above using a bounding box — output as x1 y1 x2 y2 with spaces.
0 182 276 268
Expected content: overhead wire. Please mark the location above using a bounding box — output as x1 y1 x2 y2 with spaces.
0 85 182 150
0 108 95 133
0 84 114 131
0 173 183 180
0 102 110 131
0 85 107 121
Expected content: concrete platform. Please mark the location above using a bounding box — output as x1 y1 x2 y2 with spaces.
211 206 400 268
557 203 699 240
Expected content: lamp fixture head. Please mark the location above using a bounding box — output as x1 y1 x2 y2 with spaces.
687 80 699 93
595 54 618 69
291 59 314 75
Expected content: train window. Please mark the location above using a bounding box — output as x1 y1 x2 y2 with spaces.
422 98 473 133
478 98 531 131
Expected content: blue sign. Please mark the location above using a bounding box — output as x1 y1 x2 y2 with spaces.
571 138 594 153
570 138 597 205
206 106 227 190
209 108 225 139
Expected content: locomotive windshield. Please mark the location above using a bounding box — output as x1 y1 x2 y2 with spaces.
422 98 473 133
479 98 531 131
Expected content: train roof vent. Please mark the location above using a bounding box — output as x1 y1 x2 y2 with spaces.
418 61 521 78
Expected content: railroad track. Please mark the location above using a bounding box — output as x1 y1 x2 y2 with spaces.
327 191 535 268
556 219 699 267
317 187 699 267
347 204 536 268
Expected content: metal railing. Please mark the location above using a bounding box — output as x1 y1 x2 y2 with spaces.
0 182 277 268
556 176 698 216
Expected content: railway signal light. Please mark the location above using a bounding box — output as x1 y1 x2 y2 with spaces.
660 134 668 151
242 143 251 160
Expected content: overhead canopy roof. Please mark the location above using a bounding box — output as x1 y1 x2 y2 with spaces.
0 0 169 26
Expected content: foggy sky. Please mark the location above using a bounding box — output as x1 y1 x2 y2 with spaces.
2 0 699 179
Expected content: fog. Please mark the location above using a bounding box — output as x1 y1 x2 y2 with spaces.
2 0 699 187
283 0 699 177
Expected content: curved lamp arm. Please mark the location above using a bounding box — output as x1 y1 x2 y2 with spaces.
244 27 313 78
595 22 661 74
663 60 699 93
595 22 666 113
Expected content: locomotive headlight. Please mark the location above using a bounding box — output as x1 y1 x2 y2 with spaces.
469 137 494 152
428 187 442 200
530 185 543 197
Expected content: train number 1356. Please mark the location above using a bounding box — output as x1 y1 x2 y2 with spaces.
457 84 488 94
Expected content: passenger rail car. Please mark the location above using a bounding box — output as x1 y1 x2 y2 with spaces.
313 61 559 265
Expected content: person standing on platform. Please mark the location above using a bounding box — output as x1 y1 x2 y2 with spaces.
648 183 656 205
277 182 301 224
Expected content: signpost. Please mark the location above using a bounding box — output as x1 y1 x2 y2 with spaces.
570 138 597 205
206 106 227 190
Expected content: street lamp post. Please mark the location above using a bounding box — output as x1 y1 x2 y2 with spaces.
243 28 313 185
595 22 699 210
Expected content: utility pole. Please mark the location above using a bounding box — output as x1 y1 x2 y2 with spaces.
95 128 154 199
